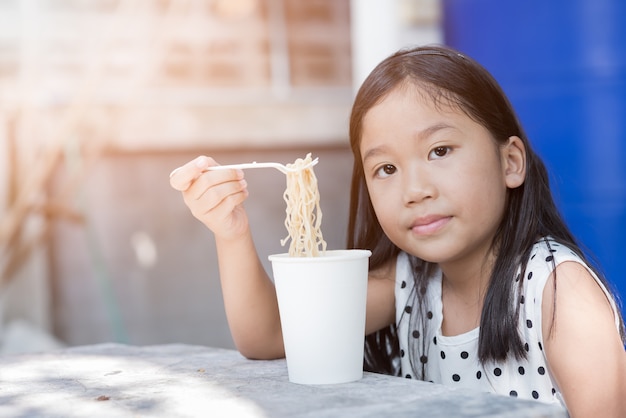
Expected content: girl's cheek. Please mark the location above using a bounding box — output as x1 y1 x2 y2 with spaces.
370 180 394 202
369 190 389 221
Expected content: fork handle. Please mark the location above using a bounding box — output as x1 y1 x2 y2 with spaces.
206 162 282 171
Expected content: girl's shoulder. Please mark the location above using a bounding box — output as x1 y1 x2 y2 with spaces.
523 237 588 285
522 237 584 298
528 237 580 266
521 236 621 334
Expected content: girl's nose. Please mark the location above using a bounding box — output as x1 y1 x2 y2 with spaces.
402 167 436 205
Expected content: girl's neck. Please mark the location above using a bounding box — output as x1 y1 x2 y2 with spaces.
440 248 494 295
441 264 489 296
439 252 494 336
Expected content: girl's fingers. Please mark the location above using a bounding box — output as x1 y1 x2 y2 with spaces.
169 156 211 191
185 178 249 233
185 175 247 211
200 184 248 221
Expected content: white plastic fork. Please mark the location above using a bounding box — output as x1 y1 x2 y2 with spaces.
205 157 319 175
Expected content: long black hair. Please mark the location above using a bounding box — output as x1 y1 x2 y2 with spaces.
346 44 625 377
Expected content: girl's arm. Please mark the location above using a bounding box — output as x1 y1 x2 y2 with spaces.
542 261 626 417
365 258 396 335
171 156 397 357
170 156 284 360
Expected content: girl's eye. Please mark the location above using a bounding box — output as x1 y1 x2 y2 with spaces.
375 164 396 178
429 146 451 159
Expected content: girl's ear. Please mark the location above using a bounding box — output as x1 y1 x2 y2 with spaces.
502 136 526 189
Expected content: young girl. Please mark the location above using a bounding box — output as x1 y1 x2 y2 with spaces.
170 45 626 417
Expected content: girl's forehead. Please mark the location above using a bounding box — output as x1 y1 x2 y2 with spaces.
390 81 458 109
359 81 497 152
366 82 465 123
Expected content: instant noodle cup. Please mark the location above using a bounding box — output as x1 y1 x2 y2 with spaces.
269 249 371 384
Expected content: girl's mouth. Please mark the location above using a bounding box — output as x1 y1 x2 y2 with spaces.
410 216 451 236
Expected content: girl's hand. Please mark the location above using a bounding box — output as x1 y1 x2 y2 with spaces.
170 156 250 240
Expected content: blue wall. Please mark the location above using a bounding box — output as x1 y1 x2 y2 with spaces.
443 0 626 313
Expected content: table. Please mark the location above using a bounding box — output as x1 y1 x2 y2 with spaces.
0 343 567 417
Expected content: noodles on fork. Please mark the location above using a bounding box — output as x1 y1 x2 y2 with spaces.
280 153 327 257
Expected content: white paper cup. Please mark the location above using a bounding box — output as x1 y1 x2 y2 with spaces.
269 249 371 385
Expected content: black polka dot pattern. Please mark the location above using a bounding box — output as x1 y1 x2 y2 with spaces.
393 239 594 405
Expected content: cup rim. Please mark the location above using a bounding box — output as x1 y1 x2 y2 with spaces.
268 249 371 263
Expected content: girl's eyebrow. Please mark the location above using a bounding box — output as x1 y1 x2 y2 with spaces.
362 122 454 164
417 122 454 141
362 145 389 165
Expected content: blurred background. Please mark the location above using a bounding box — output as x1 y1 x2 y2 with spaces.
0 0 623 353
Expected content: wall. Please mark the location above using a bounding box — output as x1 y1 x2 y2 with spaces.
443 0 626 314
49 146 353 348
1 0 441 350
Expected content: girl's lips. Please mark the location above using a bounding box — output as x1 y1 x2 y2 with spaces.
410 216 451 236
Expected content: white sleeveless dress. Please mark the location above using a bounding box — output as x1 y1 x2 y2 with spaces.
395 238 621 410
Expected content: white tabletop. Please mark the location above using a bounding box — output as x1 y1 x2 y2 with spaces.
0 343 567 417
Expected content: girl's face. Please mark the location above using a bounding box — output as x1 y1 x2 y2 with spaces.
360 84 524 270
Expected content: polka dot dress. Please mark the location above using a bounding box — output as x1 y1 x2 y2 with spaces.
395 238 620 410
